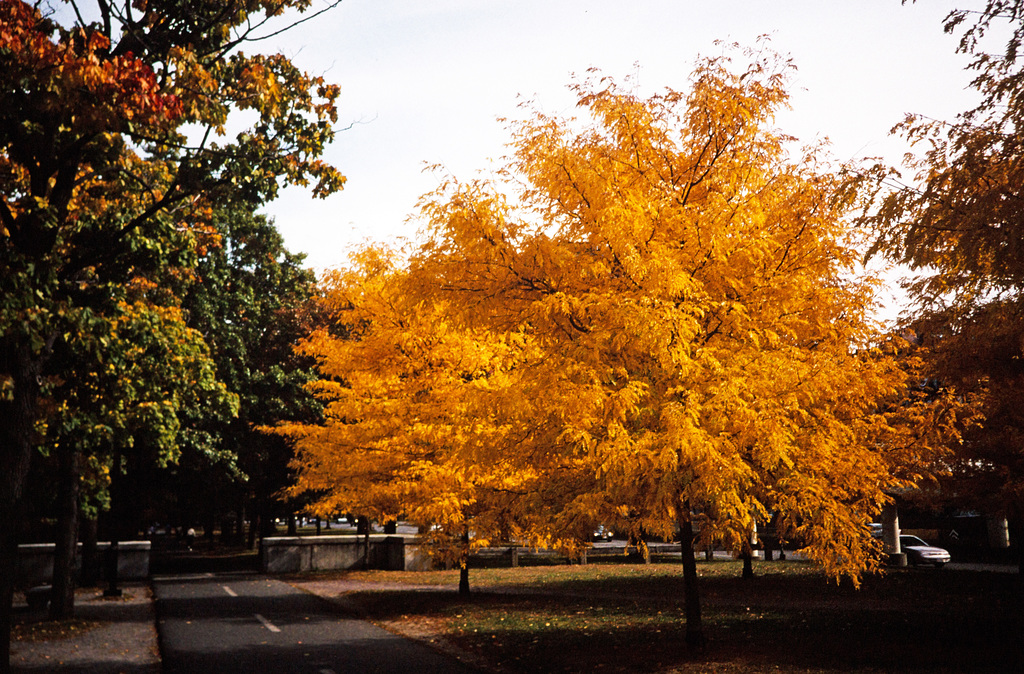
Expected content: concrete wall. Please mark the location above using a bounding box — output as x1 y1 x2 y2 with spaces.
403 541 433 571
260 535 422 573
17 541 151 587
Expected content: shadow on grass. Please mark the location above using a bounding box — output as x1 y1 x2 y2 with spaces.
339 565 1023 673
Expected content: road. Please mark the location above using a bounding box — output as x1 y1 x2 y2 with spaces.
154 573 477 674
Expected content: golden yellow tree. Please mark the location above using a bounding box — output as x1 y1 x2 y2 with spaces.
277 248 558 593
285 46 960 646
410 49 957 646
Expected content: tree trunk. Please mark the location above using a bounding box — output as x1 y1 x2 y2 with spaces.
258 498 278 540
204 513 217 542
458 529 470 595
741 551 754 579
743 522 758 577
0 343 45 674
357 516 371 569
677 511 705 651
236 501 246 546
103 450 126 598
763 519 775 562
50 443 82 620
247 504 259 550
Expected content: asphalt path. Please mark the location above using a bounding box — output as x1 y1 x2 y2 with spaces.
154 574 477 674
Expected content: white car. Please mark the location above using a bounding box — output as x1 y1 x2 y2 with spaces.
899 535 951 567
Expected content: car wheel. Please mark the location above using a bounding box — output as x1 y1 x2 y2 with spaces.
934 562 946 568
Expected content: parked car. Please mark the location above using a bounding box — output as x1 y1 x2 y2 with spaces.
899 535 951 567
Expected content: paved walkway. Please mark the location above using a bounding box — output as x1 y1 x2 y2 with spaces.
10 583 160 673
155 573 478 673
7 559 1019 672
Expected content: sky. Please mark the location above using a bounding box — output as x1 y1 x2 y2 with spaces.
257 0 981 283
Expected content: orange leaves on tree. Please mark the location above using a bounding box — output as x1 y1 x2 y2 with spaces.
0 1 180 132
284 46 961 592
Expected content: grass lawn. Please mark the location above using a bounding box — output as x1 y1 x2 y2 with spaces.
294 561 1022 673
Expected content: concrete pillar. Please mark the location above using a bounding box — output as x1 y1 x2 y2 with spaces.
987 516 1010 549
882 503 906 567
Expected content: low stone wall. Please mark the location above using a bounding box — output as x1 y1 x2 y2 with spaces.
260 537 784 575
17 541 151 587
260 535 433 573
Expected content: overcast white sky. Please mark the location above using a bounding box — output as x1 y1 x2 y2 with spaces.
258 0 980 281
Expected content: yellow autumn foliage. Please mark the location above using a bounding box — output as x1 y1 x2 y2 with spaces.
281 48 963 583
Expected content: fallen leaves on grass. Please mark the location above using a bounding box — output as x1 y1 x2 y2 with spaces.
305 561 1024 673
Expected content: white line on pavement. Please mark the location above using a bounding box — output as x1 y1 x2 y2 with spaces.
222 585 238 597
254 613 281 633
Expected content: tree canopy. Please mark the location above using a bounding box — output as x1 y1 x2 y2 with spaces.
169 205 323 541
282 47 960 645
862 2 1024 546
0 0 344 666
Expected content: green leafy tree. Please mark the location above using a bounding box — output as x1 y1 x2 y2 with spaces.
0 1 343 665
42 298 237 617
169 206 322 545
